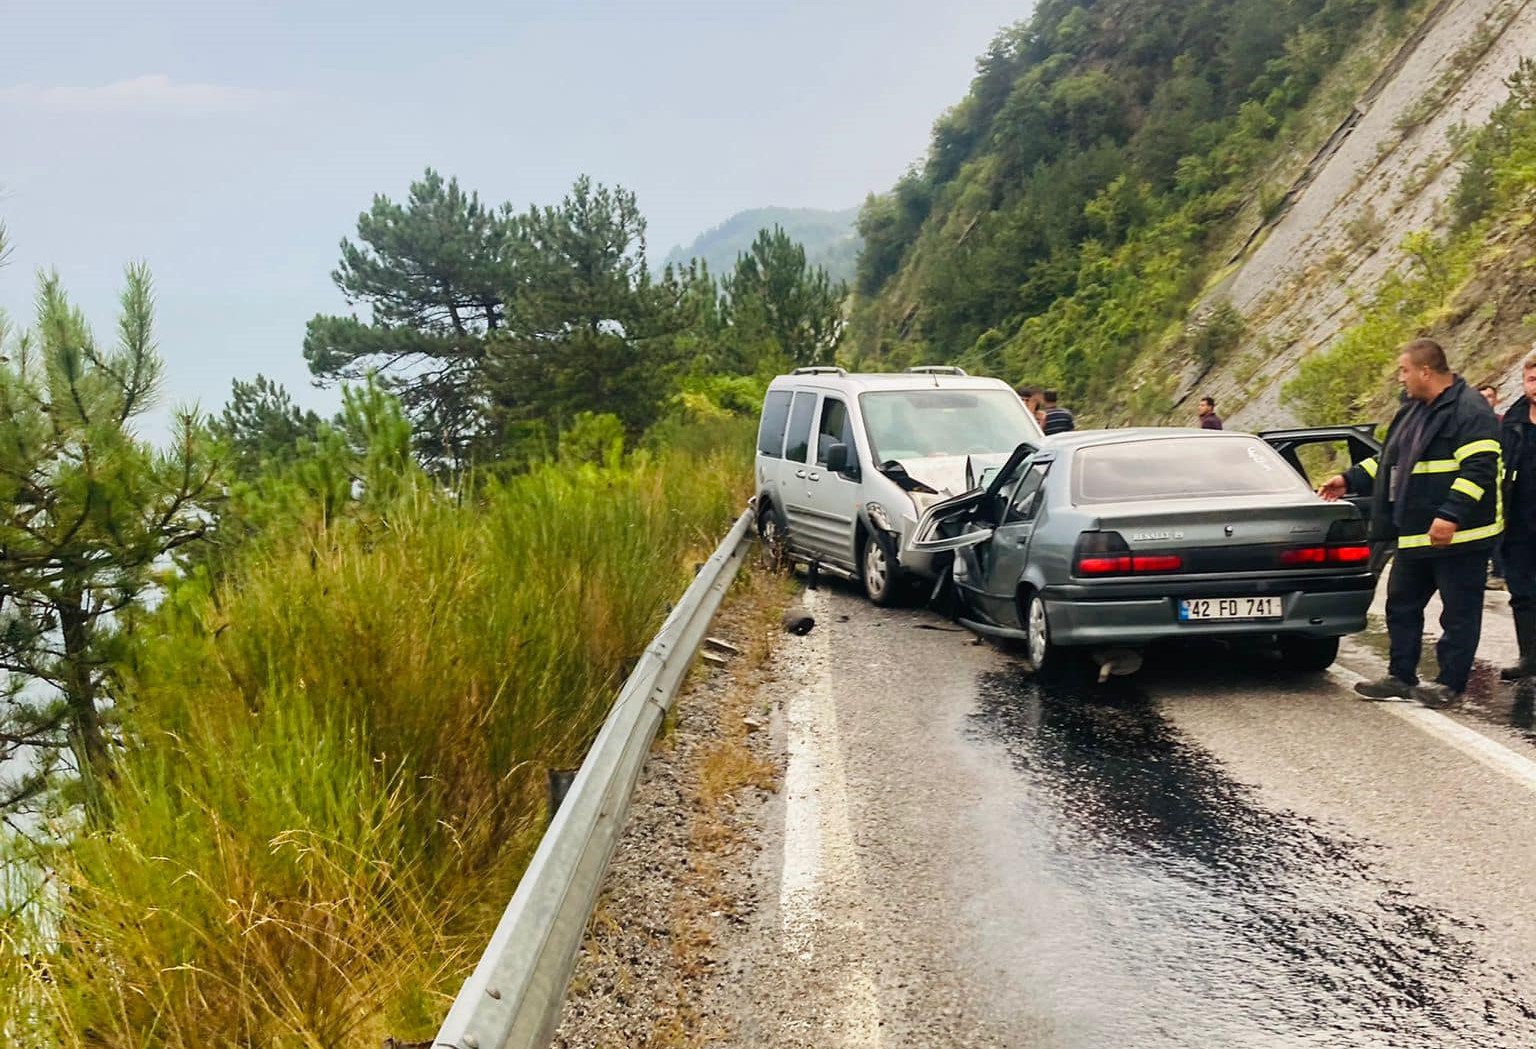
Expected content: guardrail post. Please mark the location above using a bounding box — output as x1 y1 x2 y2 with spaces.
545 768 577 824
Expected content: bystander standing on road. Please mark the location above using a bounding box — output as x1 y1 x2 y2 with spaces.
1041 390 1075 435
1496 353 1536 678
1480 384 1509 589
1016 386 1046 429
1197 396 1223 429
1319 338 1502 707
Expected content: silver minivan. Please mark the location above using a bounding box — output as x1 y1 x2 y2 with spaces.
754 366 1044 604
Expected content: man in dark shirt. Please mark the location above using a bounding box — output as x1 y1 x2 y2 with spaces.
1497 353 1536 677
1041 390 1075 435
1197 396 1223 429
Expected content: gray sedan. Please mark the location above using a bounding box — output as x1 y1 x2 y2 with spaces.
910 429 1377 675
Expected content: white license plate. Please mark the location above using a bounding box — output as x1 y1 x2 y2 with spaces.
1179 596 1282 621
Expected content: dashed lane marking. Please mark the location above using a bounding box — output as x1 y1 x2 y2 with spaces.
1327 664 1536 794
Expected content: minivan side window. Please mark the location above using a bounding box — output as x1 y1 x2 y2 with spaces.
757 390 793 458
785 391 817 463
815 397 857 467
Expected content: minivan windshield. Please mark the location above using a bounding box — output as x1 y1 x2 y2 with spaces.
1073 435 1312 504
859 389 1039 462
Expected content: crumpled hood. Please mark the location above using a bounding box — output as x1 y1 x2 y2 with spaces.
888 453 1012 499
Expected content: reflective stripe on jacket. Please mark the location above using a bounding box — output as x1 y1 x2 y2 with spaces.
1343 377 1502 557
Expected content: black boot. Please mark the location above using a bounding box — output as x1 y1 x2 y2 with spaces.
1501 608 1536 680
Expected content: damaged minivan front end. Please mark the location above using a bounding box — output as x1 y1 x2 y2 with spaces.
753 369 1044 604
870 452 1016 580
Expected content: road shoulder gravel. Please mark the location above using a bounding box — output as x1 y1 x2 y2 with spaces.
552 568 790 1049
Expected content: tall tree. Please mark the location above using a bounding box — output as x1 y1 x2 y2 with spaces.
490 177 692 440
0 261 215 815
723 225 846 368
209 373 323 482
304 169 517 468
308 171 708 464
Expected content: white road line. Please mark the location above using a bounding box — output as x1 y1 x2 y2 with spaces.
778 589 884 1047
1327 664 1536 793
778 601 825 943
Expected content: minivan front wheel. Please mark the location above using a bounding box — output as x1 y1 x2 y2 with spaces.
860 533 902 606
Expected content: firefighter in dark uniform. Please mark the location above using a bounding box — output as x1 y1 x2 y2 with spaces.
1496 350 1536 679
1319 338 1502 707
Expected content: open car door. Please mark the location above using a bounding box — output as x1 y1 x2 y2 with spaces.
909 441 1038 553
1262 424 1388 576
1260 424 1381 521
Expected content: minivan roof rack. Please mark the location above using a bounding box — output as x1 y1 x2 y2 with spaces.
792 366 848 376
906 365 968 376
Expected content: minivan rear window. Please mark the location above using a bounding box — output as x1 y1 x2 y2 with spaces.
1073 436 1311 504
784 391 817 463
757 390 793 458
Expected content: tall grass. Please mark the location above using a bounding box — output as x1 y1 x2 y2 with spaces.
1 419 753 1046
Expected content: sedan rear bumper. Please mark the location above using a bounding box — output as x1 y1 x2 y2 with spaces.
1039 576 1374 646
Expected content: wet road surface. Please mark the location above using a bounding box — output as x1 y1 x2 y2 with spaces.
726 581 1536 1048
1346 570 1536 745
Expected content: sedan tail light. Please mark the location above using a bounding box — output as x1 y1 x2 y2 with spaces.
1279 543 1372 567
1132 554 1184 572
1074 532 1183 576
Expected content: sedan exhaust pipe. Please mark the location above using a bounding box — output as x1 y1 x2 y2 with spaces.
1091 648 1144 682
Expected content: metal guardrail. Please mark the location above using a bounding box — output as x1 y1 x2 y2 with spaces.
432 507 757 1049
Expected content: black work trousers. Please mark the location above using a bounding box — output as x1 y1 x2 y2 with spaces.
1385 548 1488 693
1504 538 1536 616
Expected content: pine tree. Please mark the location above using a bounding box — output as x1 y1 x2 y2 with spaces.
723 226 846 368
0 255 215 815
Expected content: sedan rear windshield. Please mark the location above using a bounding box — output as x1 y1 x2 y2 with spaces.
1073 436 1311 504
859 389 1039 462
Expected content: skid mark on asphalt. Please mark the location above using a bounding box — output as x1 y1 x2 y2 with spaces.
779 589 883 1046
969 669 1536 1047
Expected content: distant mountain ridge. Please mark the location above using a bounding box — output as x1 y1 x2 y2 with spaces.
665 206 861 285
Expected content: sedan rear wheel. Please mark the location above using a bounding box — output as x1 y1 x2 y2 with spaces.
1278 634 1339 672
1025 591 1058 674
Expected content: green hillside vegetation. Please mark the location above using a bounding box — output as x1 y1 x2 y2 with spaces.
0 169 832 1042
666 205 861 285
849 0 1419 415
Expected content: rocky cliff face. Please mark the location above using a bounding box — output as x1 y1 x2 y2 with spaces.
1193 0 1536 427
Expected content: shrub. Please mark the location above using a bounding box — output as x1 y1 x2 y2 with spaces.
5 422 755 1046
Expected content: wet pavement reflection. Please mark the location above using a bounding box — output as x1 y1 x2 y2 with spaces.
1346 614 1536 742
967 652 1536 1047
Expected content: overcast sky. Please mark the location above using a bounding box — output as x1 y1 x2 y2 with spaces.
2 0 1026 439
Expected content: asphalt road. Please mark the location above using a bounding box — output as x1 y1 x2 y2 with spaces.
724 577 1536 1048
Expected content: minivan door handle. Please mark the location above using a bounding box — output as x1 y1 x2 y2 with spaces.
808 472 821 481
795 469 807 479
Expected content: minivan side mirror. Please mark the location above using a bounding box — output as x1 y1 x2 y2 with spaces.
825 442 853 476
